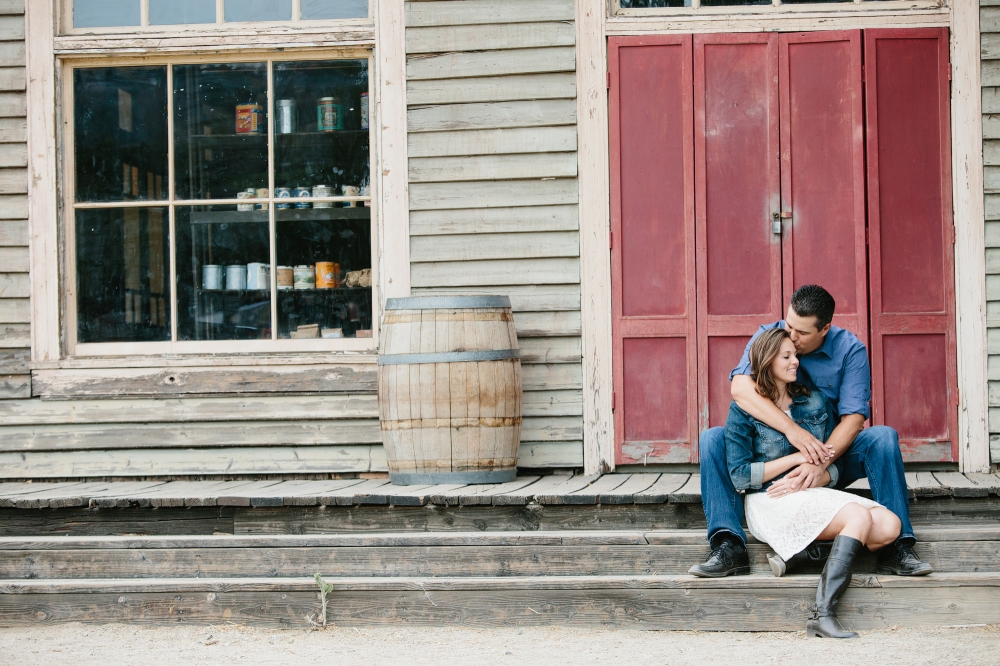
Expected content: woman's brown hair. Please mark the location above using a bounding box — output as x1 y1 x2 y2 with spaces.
749 328 809 404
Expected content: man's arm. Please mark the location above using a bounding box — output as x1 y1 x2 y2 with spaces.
767 414 864 495
731 374 835 465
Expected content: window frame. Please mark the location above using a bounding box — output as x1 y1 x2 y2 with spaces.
60 48 381 357
60 0 375 36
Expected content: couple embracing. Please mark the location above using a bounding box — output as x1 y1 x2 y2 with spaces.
688 285 932 639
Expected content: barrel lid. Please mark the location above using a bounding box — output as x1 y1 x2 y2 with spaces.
385 295 511 310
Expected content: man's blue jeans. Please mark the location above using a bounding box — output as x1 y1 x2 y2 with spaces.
699 425 914 547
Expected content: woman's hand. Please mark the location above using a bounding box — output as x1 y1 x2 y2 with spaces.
767 462 827 498
785 424 836 465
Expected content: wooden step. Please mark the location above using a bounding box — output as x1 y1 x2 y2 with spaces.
1 572 997 630
1 527 996 580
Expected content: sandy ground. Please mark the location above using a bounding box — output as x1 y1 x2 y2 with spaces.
1 623 998 666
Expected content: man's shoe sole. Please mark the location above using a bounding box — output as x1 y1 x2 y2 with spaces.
876 565 934 576
687 566 752 578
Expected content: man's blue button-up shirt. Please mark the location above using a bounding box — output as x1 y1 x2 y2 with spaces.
729 322 872 419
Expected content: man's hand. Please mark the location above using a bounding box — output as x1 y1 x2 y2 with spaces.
766 462 827 497
785 424 835 465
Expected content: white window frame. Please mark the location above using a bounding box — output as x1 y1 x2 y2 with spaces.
27 0 411 363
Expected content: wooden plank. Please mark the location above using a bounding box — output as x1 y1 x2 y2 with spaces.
515 311 582 337
407 47 576 81
0 346 27 372
410 231 579 263
0 219 26 245
174 480 284 508
0 67 24 92
30 365 377 398
490 472 569 505
85 482 178 508
411 257 580 288
387 484 466 507
0 296 27 322
521 363 582 391
0 373 28 399
0 0 24 12
521 416 582 442
983 34 1000 60
905 471 950 497
0 394 379 427
523 391 582 417
518 440 582 467
633 474 690 504
408 99 576 133
409 152 577 184
519 337 582 365
666 473 701 503
0 140 25 164
410 178 578 212
0 92 25 118
0 419 382 451
0 116 24 143
278 479 368 506
0 445 388 479
0 272 29 298
409 204 579 237
317 479 391 506
599 473 660 504
217 481 291 507
0 193 25 218
0 245 26 270
406 21 575 55
0 15 23 41
432 475 542 506
407 127 578 159
558 473 631 504
405 0 575 28
0 323 29 348
353 483 435 506
406 72 576 106
0 166 25 192
933 471 990 497
410 284 581 312
0 481 92 507
6 482 117 509
532 474 600 504
963 472 1000 495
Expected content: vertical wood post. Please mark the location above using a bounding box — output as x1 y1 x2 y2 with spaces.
25 0 60 363
951 0 991 471
375 0 411 303
577 0 615 473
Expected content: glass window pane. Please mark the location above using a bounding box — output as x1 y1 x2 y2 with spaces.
273 60 369 194
149 0 218 24
699 0 770 5
618 0 692 6
276 207 372 339
224 0 293 21
76 207 171 343
75 67 168 203
173 62 268 200
301 0 369 19
175 205 273 341
74 0 141 28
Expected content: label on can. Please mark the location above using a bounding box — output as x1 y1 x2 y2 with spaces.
293 186 311 209
236 104 264 134
202 265 223 290
276 187 292 209
317 97 343 131
236 190 254 212
315 261 337 289
360 92 369 130
277 266 294 289
293 265 315 290
313 184 333 209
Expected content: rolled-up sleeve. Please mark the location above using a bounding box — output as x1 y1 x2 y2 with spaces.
837 345 872 418
725 402 761 491
826 460 841 488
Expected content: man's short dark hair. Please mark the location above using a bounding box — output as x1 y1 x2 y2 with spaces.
790 285 836 330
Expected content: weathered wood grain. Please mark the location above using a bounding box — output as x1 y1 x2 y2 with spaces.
0 116 24 143
407 127 578 159
406 72 576 106
633 474 690 504
407 46 575 81
0 67 24 92
408 152 577 183
411 257 580 288
905 472 951 497
0 296 27 322
408 99 576 133
934 471 991 497
518 440 582 467
406 21 575 54
0 272 29 298
405 0 575 28
599 474 661 504
0 323 29 347
411 285 581 313
533 474 601 504
410 230 579 263
409 178 579 212
518 337 581 364
0 373 27 398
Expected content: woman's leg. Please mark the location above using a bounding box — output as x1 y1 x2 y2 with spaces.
866 507 902 552
816 502 873 543
808 503 872 639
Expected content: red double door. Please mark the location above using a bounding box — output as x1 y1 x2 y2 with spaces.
609 29 957 465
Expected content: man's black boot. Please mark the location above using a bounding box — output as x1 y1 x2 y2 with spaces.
688 538 751 578
876 540 933 576
768 541 833 577
805 535 862 639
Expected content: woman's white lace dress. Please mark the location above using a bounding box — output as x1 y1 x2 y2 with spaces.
745 487 883 560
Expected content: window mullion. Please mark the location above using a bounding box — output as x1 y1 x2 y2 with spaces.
267 59 278 341
167 63 178 344
293 0 302 21
141 0 149 27
217 0 224 24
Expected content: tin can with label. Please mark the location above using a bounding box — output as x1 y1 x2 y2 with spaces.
236 188 255 211
225 265 247 291
255 187 269 210
317 97 343 131
246 262 269 290
341 185 360 208
293 265 315 290
312 184 333 209
236 104 264 134
276 99 296 134
275 187 292 209
202 265 223 290
293 186 311 209
315 261 336 288
277 266 294 289
360 92 369 130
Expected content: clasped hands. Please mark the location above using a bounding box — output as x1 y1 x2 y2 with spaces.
766 425 835 498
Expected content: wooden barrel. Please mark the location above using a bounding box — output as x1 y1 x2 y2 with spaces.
377 295 522 485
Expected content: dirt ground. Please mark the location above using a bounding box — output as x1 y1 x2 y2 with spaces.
1 623 998 665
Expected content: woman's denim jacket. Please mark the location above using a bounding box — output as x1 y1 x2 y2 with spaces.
724 383 842 493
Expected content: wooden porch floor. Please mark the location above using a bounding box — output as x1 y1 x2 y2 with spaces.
0 471 998 510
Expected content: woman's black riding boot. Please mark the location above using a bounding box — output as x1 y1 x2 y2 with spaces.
768 541 833 577
805 535 863 638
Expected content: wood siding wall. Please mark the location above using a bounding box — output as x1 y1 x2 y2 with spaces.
404 0 584 467
984 0 1000 463
0 0 28 400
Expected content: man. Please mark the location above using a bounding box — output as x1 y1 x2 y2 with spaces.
689 285 932 577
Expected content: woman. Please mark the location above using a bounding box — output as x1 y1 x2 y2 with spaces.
725 327 902 639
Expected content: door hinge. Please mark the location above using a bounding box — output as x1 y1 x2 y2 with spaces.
609 230 613 249
612 391 616 411
607 71 611 89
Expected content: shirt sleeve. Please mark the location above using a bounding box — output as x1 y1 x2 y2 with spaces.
836 343 872 418
730 322 781 380
724 402 762 491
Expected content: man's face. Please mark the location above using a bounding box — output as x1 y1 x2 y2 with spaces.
783 307 830 355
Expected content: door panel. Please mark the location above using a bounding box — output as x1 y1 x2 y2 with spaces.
695 34 783 433
610 36 698 464
779 31 868 342
864 29 957 462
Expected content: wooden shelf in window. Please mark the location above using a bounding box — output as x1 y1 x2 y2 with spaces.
188 208 369 225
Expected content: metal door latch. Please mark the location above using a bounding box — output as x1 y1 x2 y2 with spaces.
771 211 792 234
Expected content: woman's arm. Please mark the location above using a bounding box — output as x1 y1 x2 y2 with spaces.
725 402 764 491
761 452 808 483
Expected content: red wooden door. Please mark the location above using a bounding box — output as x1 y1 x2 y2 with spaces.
609 36 699 464
694 34 783 431
779 31 868 343
864 29 958 462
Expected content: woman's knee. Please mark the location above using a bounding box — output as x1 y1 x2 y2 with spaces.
841 503 874 534
869 508 902 548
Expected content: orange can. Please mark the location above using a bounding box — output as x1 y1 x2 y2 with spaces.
316 261 337 289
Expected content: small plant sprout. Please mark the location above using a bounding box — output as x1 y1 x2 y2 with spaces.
313 573 335 626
